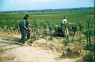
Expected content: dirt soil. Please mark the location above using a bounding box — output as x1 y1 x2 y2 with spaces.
0 34 79 62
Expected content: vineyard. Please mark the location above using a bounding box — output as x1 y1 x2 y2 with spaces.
0 8 95 62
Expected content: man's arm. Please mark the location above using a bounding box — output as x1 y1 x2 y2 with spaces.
23 20 28 30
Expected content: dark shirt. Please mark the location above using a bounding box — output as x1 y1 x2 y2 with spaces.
19 20 26 28
26 20 29 28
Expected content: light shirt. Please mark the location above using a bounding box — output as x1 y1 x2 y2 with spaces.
62 19 67 25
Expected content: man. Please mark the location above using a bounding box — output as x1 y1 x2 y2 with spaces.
24 15 30 40
61 16 68 36
19 15 29 44
62 16 68 26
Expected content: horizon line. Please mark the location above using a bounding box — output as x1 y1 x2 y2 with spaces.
0 6 94 12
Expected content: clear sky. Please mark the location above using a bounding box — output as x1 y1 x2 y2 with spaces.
0 0 94 11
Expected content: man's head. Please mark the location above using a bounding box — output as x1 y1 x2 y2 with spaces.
64 16 66 19
25 15 29 17
24 15 29 20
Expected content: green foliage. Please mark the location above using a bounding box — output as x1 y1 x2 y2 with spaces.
0 9 94 35
61 40 69 46
82 52 94 62
84 44 95 52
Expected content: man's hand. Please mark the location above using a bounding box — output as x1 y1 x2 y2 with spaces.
24 26 28 30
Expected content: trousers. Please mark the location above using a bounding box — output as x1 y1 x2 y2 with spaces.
20 28 26 44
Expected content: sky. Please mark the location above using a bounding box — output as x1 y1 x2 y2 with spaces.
0 0 94 11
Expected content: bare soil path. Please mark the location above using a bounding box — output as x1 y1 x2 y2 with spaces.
0 37 78 62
